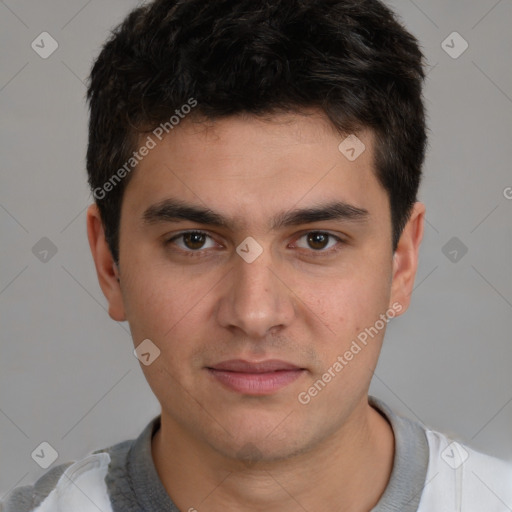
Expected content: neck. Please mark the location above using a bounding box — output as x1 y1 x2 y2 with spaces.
152 399 394 512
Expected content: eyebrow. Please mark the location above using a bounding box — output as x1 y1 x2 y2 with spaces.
142 198 369 230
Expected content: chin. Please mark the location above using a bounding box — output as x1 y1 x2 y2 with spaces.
203 417 312 465
216 436 308 466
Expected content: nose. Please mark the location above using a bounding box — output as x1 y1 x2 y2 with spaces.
215 246 296 339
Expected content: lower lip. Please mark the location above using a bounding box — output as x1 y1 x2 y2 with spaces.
207 368 305 395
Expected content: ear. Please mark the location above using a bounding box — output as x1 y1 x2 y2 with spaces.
86 204 126 321
389 202 425 315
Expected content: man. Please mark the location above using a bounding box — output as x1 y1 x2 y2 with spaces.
2 0 511 511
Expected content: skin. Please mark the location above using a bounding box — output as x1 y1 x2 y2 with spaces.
87 109 425 511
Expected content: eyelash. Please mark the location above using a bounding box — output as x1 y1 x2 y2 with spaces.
164 230 345 258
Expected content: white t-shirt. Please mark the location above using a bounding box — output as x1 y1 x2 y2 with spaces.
3 396 511 511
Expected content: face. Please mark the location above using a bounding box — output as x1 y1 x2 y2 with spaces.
88 110 424 463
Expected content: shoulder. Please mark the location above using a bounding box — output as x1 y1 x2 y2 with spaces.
1 462 73 512
1 439 133 512
418 428 512 512
1 453 112 512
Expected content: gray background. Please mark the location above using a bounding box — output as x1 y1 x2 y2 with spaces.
1 0 511 497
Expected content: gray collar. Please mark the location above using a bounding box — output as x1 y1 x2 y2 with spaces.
368 396 429 512
110 395 429 511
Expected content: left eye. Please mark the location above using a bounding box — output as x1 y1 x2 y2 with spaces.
168 231 217 251
294 232 341 251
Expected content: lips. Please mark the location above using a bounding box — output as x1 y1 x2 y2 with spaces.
209 359 302 373
206 359 306 395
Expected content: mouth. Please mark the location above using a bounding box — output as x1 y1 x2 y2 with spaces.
206 359 306 395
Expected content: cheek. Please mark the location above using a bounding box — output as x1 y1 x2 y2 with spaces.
121 263 225 379
305 273 392 376
121 263 196 341
324 273 391 331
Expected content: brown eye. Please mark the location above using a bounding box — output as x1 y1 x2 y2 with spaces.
165 231 217 253
307 232 330 250
293 231 343 255
182 232 207 250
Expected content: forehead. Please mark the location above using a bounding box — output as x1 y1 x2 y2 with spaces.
121 111 389 230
